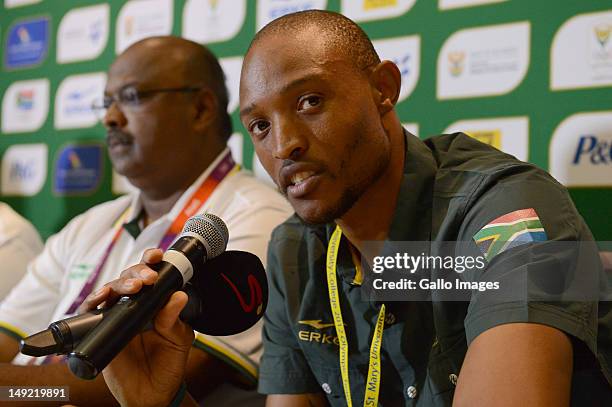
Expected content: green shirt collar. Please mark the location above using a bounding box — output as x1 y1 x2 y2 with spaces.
122 208 145 239
387 130 437 242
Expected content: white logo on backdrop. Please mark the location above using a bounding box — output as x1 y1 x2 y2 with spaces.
549 111 612 187
57 4 109 63
1 144 47 196
1 79 49 133
227 133 244 165
183 0 246 44
444 116 529 161
116 0 173 54
373 35 420 103
219 56 243 114
341 0 416 23
551 10 612 90
439 0 507 10
437 22 530 99
256 0 327 31
4 0 41 8
55 72 107 129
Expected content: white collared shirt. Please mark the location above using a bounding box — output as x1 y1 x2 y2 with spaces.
0 149 292 374
0 203 43 303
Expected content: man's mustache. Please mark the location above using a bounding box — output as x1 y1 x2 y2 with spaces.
106 130 133 146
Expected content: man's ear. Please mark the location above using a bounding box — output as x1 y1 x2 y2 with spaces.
370 60 401 115
193 88 218 132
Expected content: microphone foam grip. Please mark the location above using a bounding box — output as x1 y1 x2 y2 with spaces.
187 251 268 336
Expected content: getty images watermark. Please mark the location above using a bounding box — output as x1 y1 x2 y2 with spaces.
359 241 611 302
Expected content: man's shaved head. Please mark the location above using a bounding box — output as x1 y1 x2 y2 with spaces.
241 10 403 224
117 36 232 140
250 10 380 72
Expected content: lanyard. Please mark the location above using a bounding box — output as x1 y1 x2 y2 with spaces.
64 151 238 315
327 226 385 407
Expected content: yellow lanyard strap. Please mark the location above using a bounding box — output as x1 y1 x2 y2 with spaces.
327 226 385 407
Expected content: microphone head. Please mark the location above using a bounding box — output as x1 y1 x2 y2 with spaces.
182 213 229 259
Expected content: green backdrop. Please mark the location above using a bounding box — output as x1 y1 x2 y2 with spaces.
1 0 611 240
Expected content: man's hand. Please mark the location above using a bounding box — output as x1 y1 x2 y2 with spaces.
79 248 195 407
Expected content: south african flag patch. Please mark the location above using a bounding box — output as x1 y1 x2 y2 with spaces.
473 208 548 261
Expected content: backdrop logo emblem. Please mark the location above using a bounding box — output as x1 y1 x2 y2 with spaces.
1 144 48 196
64 86 97 115
549 111 612 187
2 79 49 133
16 89 34 111
448 51 465 76
89 20 104 43
572 134 611 165
116 0 173 54
183 0 246 44
57 4 109 64
55 72 106 129
208 0 219 12
551 11 612 90
594 24 611 48
4 16 50 69
53 144 104 195
10 161 35 183
437 22 529 99
17 26 31 43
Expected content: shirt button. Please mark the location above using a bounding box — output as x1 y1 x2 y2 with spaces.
384 312 396 325
322 383 332 394
406 385 418 399
449 373 458 386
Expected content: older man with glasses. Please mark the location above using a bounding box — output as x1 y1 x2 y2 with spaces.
0 36 291 406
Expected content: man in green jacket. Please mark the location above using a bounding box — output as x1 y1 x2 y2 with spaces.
85 10 611 407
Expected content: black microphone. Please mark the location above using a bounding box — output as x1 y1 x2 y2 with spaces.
20 250 268 357
66 213 229 380
20 309 105 357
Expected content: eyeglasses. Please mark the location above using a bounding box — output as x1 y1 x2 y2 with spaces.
91 85 202 118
